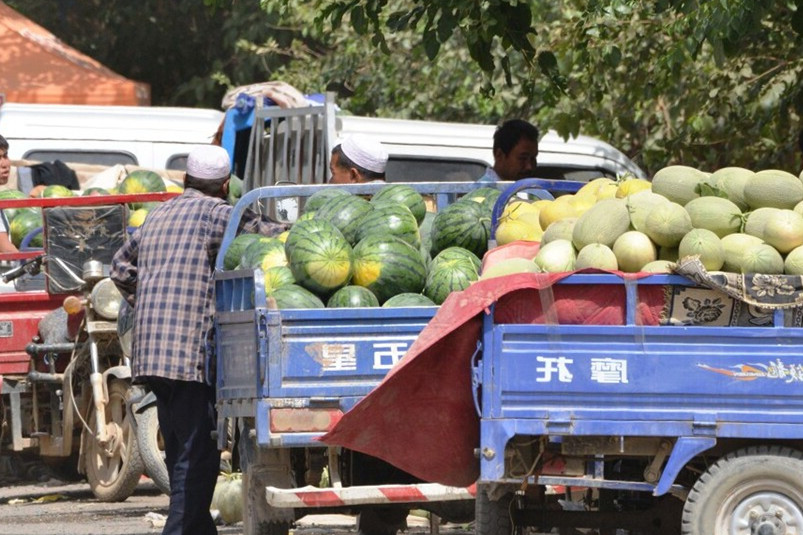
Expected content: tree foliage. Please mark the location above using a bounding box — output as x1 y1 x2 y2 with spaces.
6 0 803 175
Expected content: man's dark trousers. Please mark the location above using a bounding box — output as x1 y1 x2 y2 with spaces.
148 378 221 535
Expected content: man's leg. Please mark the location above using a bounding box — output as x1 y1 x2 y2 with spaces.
152 379 221 535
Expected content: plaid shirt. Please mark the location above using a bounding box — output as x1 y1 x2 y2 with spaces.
111 188 286 383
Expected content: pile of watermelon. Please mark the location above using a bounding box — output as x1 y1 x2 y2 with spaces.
224 184 501 308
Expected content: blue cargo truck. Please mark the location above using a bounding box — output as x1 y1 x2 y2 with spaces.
316 179 803 535
213 181 579 535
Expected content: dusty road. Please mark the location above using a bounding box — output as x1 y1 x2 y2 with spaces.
0 475 472 535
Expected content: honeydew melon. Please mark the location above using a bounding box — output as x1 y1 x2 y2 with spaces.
626 190 670 232
651 165 708 206
572 198 631 250
784 245 803 275
678 228 724 271
721 233 765 273
480 257 541 280
743 207 783 240
711 167 754 211
643 201 692 248
575 243 618 271
738 243 784 274
534 239 576 273
761 209 803 253
641 260 676 273
612 231 657 272
541 217 577 246
683 196 742 237
743 169 803 209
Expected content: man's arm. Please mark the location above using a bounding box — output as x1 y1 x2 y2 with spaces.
110 232 139 306
0 232 17 253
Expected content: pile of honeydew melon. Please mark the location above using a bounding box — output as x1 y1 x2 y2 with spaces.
491 166 803 276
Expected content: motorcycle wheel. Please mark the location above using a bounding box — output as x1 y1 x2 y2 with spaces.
84 379 145 502
137 404 169 495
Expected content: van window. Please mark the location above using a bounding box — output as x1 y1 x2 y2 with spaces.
386 156 487 183
166 154 189 171
533 166 616 182
23 149 137 167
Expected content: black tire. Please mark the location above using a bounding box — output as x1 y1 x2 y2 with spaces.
84 379 145 502
681 445 803 535
136 405 169 495
475 484 514 535
356 507 408 535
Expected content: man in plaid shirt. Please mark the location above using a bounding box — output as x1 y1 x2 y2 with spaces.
111 145 286 535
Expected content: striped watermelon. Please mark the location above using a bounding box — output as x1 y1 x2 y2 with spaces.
424 253 480 305
285 219 353 295
263 265 295 293
462 187 501 211
268 284 325 309
430 199 491 258
429 246 481 272
326 285 380 308
314 193 374 245
304 187 351 214
240 236 288 271
355 204 420 248
223 233 262 270
382 293 437 307
371 184 427 225
352 235 427 304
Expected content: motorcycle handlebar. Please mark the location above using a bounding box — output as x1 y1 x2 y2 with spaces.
1 254 45 283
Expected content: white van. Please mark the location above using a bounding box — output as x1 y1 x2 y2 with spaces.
0 103 224 171
337 116 646 182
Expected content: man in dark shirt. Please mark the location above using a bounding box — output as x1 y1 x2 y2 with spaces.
111 145 286 535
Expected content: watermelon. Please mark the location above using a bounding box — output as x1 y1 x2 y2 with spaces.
352 235 427 303
382 293 437 307
326 285 380 308
240 237 287 271
355 204 420 248
119 170 166 209
0 189 32 221
424 258 479 305
418 211 436 254
82 187 110 196
429 246 481 273
227 174 243 206
41 184 73 198
462 187 502 211
370 184 427 225
223 233 262 270
304 187 351 214
314 193 374 245
9 210 43 248
263 265 296 293
268 284 325 309
285 219 353 295
429 199 491 258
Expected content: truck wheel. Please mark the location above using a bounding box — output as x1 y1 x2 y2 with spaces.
84 379 145 501
356 507 408 535
136 404 169 495
681 445 803 535
475 484 514 535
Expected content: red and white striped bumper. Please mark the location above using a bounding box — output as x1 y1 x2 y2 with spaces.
266 483 477 508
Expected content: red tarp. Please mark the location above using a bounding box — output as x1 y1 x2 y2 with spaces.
320 262 665 487
0 2 149 105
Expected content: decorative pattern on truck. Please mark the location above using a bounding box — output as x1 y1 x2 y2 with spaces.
699 360 803 382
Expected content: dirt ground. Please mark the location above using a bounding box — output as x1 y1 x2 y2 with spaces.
0 462 470 535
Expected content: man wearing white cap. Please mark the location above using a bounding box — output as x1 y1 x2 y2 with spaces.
329 133 389 184
111 145 286 535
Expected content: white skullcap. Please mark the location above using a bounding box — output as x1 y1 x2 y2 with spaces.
186 145 231 180
341 134 388 174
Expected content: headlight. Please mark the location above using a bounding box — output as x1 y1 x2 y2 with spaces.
90 278 123 320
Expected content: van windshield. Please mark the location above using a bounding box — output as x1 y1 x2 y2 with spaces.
23 150 137 167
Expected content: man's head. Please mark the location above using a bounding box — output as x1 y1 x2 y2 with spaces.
492 119 539 181
329 134 388 184
184 144 231 197
0 135 10 186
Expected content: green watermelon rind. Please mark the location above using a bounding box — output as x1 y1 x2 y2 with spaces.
352 234 427 304
304 187 351 214
326 285 380 308
286 221 354 295
268 284 325 309
430 199 491 258
314 193 374 245
355 203 421 248
424 260 479 305
382 293 437 307
370 184 427 225
223 233 263 270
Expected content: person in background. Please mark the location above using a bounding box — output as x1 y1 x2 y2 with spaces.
478 119 540 182
329 133 388 184
0 135 19 253
110 145 286 535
